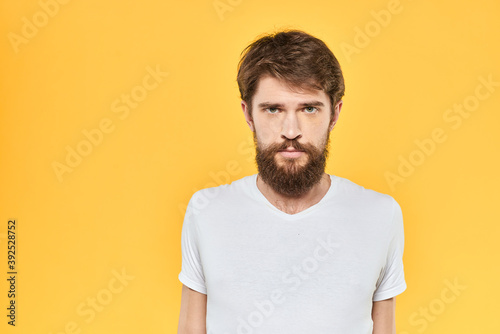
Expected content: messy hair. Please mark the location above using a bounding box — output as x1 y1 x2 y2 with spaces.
237 29 345 118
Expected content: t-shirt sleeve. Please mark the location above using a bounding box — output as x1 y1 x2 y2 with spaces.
372 198 407 301
178 193 207 294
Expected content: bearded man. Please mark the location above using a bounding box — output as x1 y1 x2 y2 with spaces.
178 29 407 334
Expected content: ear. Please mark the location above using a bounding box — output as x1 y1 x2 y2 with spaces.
329 100 343 132
241 100 255 132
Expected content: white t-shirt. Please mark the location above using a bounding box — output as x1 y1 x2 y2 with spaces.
178 173 406 334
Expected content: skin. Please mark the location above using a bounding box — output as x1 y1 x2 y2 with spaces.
177 74 396 333
177 285 206 334
241 74 342 214
372 297 397 334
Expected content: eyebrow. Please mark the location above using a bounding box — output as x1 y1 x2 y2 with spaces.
257 100 325 109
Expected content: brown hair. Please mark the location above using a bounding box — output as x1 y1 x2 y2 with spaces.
236 29 345 119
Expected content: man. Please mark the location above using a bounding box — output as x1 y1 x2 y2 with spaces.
178 29 406 334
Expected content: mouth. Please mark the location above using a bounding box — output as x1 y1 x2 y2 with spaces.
278 149 305 158
278 147 304 152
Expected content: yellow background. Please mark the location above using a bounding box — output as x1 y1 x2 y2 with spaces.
1 0 499 332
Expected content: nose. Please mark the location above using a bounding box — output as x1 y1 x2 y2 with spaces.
281 111 302 140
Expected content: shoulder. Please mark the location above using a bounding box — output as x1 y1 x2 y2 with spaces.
186 174 255 216
331 174 399 216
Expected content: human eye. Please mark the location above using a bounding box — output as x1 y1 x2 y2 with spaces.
304 106 318 113
266 107 280 114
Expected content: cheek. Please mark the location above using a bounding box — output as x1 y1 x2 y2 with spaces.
254 120 279 142
305 125 330 146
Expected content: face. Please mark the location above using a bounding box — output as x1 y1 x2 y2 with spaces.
241 75 342 197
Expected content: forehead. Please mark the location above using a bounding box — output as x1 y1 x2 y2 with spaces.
252 75 328 105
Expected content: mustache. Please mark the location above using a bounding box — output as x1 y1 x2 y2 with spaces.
270 139 310 153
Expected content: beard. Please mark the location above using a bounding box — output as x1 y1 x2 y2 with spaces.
253 130 331 198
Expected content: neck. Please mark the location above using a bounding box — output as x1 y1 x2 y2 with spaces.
256 172 331 215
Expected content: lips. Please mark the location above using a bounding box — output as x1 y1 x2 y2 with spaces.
278 148 304 152
278 149 305 158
